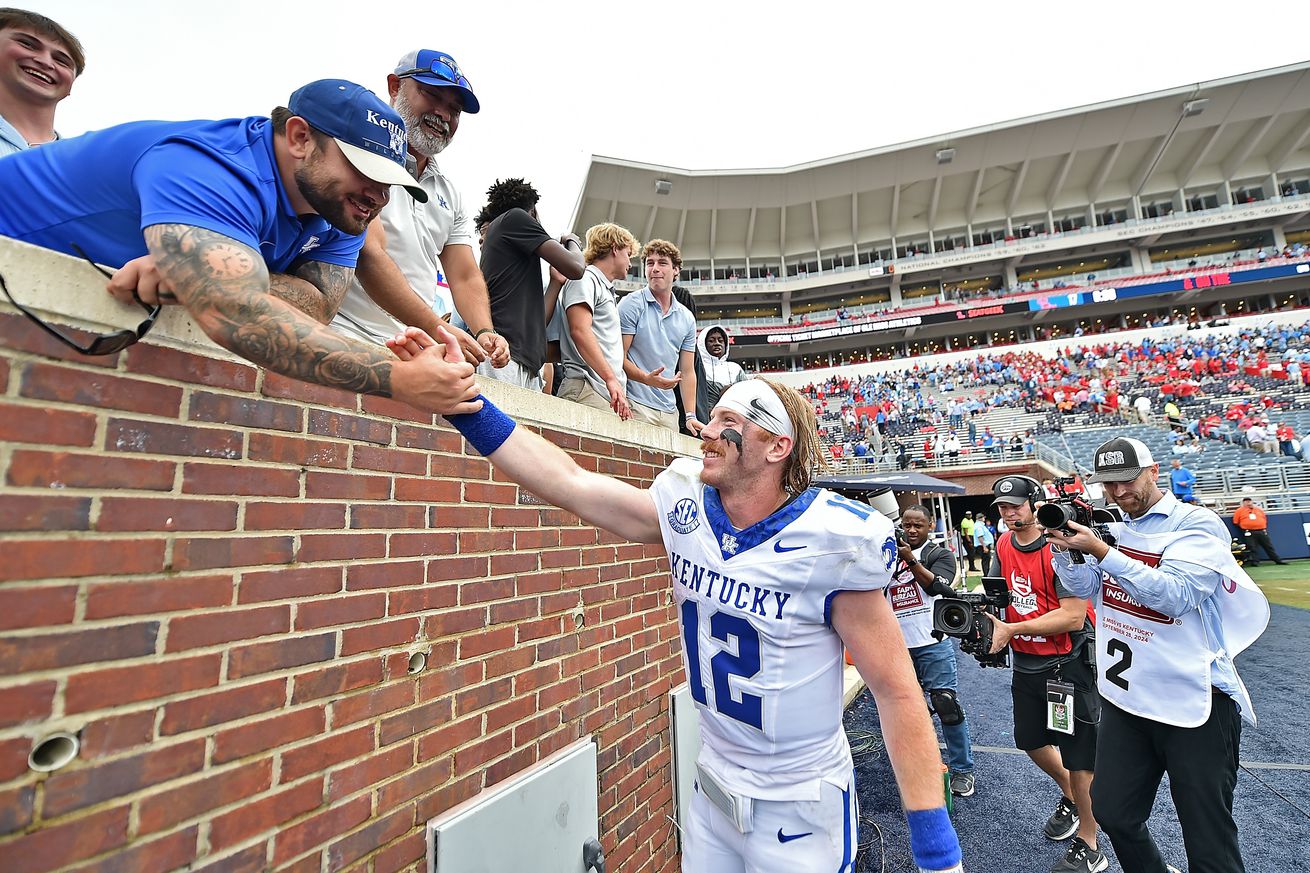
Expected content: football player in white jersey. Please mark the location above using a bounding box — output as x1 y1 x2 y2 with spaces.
386 327 964 873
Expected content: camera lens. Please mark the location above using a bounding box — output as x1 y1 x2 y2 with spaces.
1035 502 1074 529
938 603 972 634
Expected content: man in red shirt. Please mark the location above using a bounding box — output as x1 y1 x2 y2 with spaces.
985 476 1105 873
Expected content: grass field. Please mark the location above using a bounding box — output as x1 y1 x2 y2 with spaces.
1244 560 1310 609
960 559 1310 609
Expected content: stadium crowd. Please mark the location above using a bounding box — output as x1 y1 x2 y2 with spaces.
798 318 1310 470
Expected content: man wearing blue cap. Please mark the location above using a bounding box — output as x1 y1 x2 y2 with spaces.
0 79 480 415
333 49 509 371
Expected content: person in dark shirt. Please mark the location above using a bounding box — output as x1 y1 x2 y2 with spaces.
476 178 585 389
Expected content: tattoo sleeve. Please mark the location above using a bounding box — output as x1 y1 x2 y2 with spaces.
268 260 354 323
145 224 394 396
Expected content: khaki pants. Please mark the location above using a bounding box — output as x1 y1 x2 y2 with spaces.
557 377 614 413
628 400 678 431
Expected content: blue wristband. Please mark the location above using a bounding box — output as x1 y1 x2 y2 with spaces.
445 395 516 456
906 807 961 872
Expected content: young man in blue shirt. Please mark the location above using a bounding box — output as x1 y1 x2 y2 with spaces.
0 79 480 416
0 9 83 156
618 239 699 432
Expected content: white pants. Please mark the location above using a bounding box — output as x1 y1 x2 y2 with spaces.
681 774 858 873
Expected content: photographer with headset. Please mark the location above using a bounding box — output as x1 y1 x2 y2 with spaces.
887 503 978 799
1045 437 1269 873
985 475 1106 873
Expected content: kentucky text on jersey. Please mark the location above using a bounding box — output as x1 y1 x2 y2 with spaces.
669 551 793 619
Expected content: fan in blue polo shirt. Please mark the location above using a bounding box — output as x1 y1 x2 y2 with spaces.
0 79 481 417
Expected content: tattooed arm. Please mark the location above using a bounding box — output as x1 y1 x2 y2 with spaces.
106 254 349 325
268 259 353 323
142 223 482 414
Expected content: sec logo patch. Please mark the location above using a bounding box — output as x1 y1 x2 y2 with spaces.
668 498 700 534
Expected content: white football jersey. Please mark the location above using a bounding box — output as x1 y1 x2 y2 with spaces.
651 458 897 800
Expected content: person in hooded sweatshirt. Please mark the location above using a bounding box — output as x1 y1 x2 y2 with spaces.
696 323 748 423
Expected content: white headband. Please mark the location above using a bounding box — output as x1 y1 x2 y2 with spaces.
714 380 795 440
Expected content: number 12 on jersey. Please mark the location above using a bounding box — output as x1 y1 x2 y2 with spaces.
679 600 764 730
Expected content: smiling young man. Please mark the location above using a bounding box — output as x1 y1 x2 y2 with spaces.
1047 438 1269 873
386 326 963 873
0 8 84 156
332 49 508 371
0 78 481 417
619 239 700 432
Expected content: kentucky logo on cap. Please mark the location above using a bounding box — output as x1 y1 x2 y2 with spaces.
363 109 407 160
287 79 428 204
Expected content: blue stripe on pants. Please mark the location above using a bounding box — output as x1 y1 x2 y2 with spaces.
838 772 858 873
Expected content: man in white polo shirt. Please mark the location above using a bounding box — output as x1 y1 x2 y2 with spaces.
332 49 508 369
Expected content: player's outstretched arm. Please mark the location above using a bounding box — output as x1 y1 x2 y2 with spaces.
144 224 481 416
832 589 964 873
388 327 663 545
832 589 943 809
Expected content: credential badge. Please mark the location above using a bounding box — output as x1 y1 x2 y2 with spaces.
667 498 700 534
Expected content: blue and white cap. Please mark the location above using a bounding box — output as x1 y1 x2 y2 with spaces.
394 49 480 114
288 79 427 203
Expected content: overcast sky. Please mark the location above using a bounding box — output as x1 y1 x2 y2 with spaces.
37 0 1310 235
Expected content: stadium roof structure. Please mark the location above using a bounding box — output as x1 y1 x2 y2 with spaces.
570 62 1310 275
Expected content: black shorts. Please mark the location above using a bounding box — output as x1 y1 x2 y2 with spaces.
1011 648 1100 772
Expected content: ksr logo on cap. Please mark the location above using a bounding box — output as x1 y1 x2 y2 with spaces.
1099 450 1126 467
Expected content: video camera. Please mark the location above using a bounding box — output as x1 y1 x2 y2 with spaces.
1033 476 1123 564
932 576 1012 668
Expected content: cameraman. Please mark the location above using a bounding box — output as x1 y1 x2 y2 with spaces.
1046 437 1269 873
888 504 978 797
985 476 1106 873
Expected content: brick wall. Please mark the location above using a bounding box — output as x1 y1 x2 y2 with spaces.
0 264 689 872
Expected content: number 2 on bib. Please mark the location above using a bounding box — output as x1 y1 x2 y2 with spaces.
1105 638 1133 690
680 600 763 729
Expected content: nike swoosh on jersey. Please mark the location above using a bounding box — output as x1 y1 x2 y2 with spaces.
777 829 813 843
773 541 805 553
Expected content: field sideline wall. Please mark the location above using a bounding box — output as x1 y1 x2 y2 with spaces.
0 239 691 873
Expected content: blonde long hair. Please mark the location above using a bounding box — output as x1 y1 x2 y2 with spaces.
757 379 829 494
